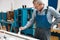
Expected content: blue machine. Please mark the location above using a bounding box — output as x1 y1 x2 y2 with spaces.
0 12 2 28
0 12 7 25
0 12 7 30
14 10 19 29
24 8 34 37
2 12 7 30
14 10 18 21
10 10 20 33
18 9 22 27
10 8 34 36
2 12 7 23
0 12 2 21
48 0 58 9
18 8 34 36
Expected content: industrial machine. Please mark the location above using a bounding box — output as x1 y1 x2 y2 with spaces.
17 8 34 37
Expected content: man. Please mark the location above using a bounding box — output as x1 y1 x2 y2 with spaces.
20 0 60 40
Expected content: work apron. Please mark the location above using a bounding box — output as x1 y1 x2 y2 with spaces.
34 11 51 40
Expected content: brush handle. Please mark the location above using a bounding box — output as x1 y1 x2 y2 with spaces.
18 29 21 35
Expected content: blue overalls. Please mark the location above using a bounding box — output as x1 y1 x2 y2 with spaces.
34 9 51 40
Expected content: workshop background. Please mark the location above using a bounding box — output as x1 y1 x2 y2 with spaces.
0 0 60 40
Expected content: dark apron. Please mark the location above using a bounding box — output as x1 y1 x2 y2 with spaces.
34 10 51 40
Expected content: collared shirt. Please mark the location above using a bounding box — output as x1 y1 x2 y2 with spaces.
23 6 60 29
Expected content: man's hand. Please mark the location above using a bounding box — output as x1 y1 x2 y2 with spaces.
19 27 25 30
18 27 25 34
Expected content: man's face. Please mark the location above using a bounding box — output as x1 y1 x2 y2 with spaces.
33 2 44 11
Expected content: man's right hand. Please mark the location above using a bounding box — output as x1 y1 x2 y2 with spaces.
19 27 25 30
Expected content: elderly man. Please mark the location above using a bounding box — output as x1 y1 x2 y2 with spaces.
20 0 60 40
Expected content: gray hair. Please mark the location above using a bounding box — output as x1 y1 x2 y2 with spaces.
33 0 46 5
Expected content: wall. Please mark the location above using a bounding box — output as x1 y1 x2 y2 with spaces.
0 0 48 12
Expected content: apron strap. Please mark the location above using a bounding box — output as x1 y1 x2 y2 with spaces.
45 6 49 14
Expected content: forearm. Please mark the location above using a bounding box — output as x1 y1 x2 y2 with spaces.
23 19 34 29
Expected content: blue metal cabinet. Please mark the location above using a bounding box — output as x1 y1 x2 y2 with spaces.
14 10 18 21
10 10 20 33
1 12 7 26
0 13 2 21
